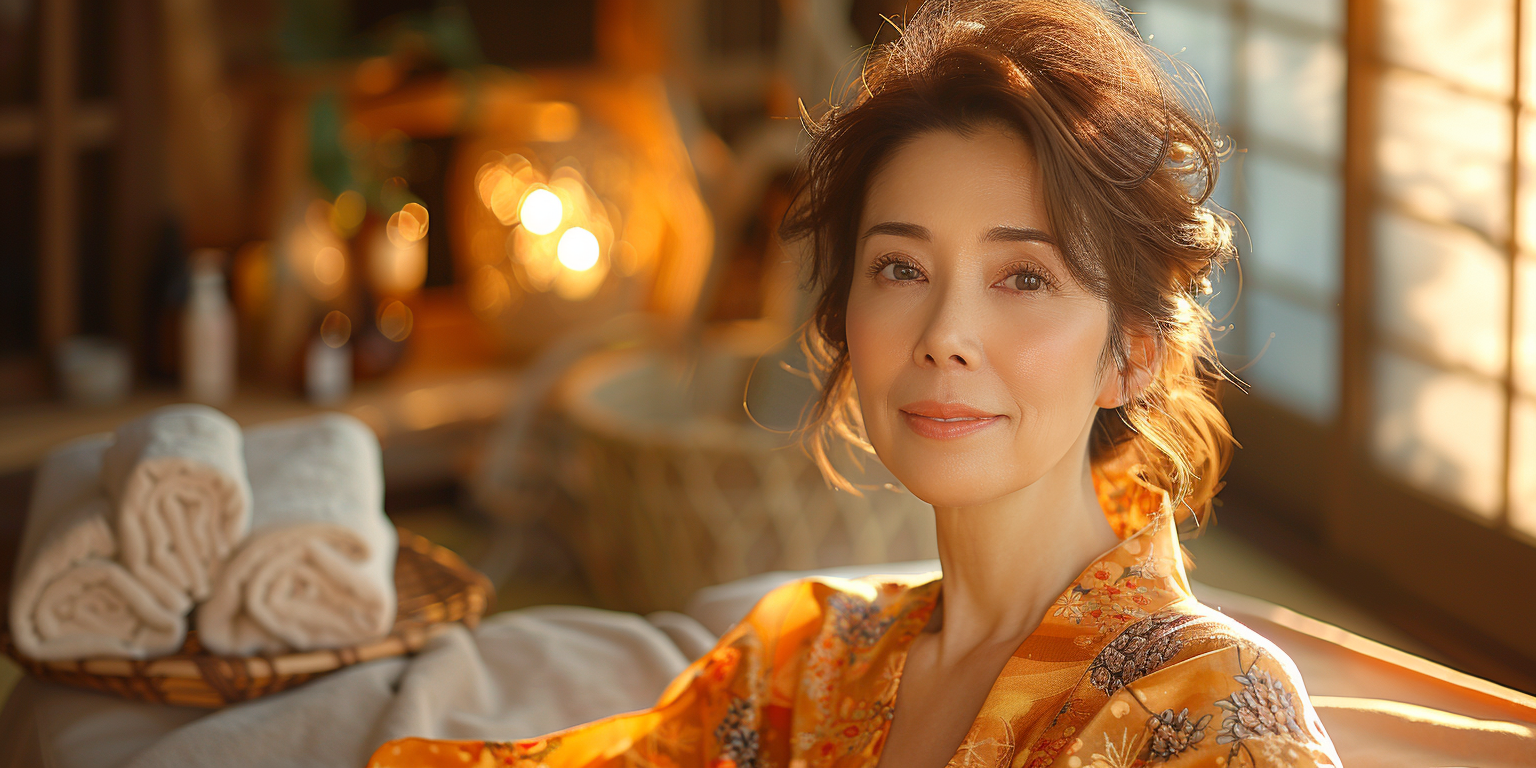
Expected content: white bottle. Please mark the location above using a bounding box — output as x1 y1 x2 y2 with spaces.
183 250 236 404
306 309 352 404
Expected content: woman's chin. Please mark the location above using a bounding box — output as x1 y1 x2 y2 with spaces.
889 467 1022 510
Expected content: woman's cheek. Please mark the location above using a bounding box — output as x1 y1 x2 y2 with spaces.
991 304 1108 415
845 295 906 447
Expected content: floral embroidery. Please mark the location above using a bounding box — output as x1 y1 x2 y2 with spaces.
1020 725 1075 768
1144 707 1211 762
1214 668 1305 744
1087 612 1196 694
1051 546 1179 660
714 697 759 768
1087 727 1147 768
952 720 1016 768
827 592 895 652
1117 542 1172 583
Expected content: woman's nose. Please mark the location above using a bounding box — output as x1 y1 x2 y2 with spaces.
912 289 983 370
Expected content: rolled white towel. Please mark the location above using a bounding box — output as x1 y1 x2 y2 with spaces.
101 404 252 612
9 435 186 660
196 413 398 656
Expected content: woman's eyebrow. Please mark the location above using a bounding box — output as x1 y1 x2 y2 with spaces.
858 221 1055 245
859 221 931 241
982 225 1055 245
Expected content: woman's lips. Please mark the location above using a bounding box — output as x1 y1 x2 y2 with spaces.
899 401 1004 440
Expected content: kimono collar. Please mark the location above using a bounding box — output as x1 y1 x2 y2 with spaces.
898 458 1194 635
872 463 1198 767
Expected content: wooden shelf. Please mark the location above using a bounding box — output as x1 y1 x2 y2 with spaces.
0 367 520 476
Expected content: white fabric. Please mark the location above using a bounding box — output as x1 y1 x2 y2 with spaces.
101 404 251 612
0 607 717 768
8 435 185 661
195 414 396 655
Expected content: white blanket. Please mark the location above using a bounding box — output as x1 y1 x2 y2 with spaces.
8 435 186 661
101 405 251 613
195 414 396 656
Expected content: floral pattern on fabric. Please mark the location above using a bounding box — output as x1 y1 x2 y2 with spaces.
1214 669 1306 744
715 697 760 768
1145 707 1212 762
367 466 1340 768
1052 538 1185 656
1087 611 1197 694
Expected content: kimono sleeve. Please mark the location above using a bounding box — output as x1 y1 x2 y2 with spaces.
367 578 826 768
1059 641 1343 768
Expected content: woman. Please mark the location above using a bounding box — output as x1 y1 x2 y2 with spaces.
371 1 1341 765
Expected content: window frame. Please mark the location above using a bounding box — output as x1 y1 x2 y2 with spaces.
1220 0 1536 693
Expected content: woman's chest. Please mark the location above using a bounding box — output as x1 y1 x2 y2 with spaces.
766 636 1083 768
870 636 1022 768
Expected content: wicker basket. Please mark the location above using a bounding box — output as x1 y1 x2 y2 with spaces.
1 527 493 708
553 342 938 614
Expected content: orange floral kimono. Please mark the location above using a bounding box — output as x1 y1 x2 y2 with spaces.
370 475 1342 768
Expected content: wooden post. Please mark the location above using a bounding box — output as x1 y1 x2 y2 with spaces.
112 0 165 366
39 0 78 352
1500 0 1524 529
1332 0 1379 550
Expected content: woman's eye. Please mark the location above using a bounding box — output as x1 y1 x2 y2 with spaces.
880 262 922 281
1007 272 1047 292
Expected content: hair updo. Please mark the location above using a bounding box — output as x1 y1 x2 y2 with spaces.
777 0 1238 527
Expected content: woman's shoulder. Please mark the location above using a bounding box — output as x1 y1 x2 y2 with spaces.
1073 597 1342 766
1133 595 1287 656
1096 595 1313 697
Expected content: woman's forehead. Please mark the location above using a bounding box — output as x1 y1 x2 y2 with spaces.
859 126 1051 241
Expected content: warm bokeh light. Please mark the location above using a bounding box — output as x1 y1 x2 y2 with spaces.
477 155 536 226
314 246 346 285
554 251 608 301
377 300 413 342
520 188 563 235
511 227 561 291
370 219 428 297
320 310 352 348
289 200 349 300
387 203 429 246
557 226 600 272
332 190 366 236
464 154 634 304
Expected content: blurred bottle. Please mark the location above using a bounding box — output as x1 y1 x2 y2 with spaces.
306 310 353 404
183 250 236 404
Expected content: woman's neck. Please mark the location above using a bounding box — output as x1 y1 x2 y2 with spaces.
927 424 1122 661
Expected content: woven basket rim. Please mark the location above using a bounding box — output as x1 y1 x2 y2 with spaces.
0 527 492 705
560 346 794 450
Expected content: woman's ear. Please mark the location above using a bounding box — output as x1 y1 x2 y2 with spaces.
1095 331 1159 408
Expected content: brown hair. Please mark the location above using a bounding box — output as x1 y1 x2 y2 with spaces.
778 0 1237 527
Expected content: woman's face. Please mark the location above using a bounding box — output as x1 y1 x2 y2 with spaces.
846 125 1123 508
